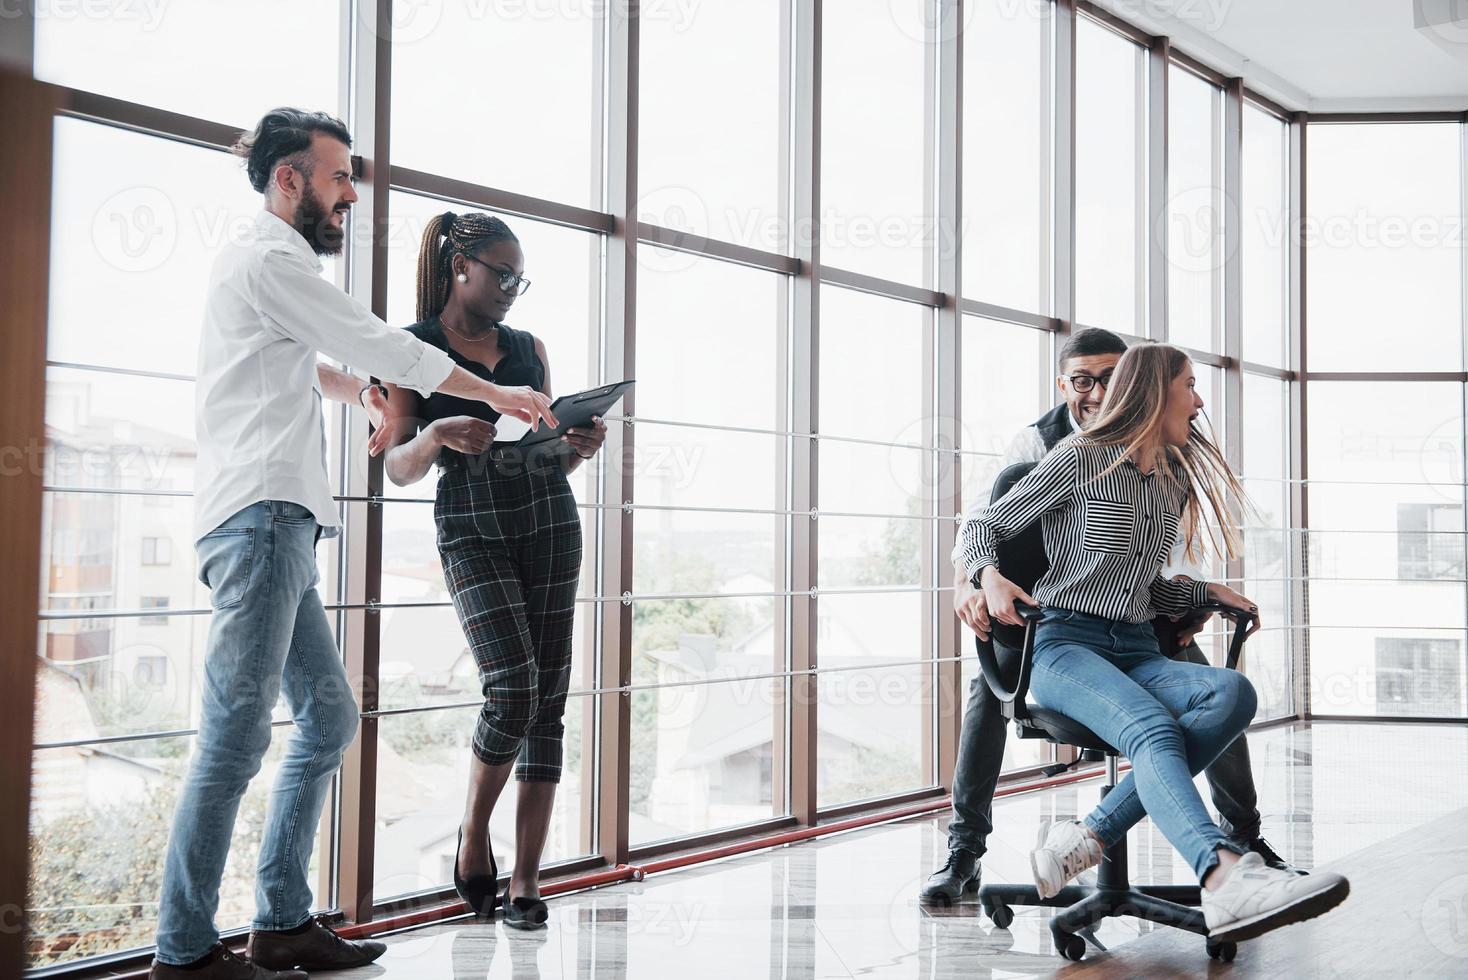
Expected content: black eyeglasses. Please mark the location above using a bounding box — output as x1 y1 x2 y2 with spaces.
463 253 532 296
1063 372 1112 393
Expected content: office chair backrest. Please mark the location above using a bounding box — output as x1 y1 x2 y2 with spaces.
987 460 1048 652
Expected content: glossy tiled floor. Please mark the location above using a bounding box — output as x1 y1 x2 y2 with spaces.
336 722 1468 978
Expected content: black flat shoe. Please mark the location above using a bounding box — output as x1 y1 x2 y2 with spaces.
453 826 500 918
503 895 549 931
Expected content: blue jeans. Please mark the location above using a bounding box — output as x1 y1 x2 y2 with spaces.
1030 608 1257 882
155 501 358 964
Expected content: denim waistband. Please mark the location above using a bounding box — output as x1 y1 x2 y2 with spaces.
1041 607 1154 632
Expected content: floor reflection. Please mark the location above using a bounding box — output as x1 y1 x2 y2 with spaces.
337 722 1468 978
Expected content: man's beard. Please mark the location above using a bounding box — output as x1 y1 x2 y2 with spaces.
294 184 346 256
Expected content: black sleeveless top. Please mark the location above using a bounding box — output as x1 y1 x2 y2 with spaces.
404 316 546 467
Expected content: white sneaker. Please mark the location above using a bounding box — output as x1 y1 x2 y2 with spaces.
1030 819 1103 900
1202 851 1350 942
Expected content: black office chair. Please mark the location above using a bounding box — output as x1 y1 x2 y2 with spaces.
972 461 1255 963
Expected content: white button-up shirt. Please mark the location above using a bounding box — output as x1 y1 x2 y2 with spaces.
193 210 455 540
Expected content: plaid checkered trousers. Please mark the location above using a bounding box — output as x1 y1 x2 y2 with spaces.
434 449 583 782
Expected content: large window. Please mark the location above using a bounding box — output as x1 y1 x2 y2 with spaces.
820 0 931 284
33 0 341 125
1241 104 1289 368
816 286 930 806
36 4 1465 974
1165 65 1223 352
1307 382 1467 718
1306 122 1463 372
389 1 601 207
630 251 786 843
962 0 1052 314
1075 16 1145 333
1304 121 1467 719
639 0 784 252
1241 374 1293 720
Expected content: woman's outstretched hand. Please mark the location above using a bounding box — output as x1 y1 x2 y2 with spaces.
1206 582 1262 639
980 566 1038 627
488 384 558 430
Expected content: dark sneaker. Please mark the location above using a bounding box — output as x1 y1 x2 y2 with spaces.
919 848 981 904
248 915 387 972
1243 836 1308 876
149 943 305 980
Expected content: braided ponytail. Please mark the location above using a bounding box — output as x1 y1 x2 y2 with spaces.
413 210 520 322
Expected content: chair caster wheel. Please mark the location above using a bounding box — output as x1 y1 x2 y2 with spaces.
988 904 1013 929
1056 932 1086 961
1207 940 1237 962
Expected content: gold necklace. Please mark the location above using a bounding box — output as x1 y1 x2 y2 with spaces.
439 309 497 346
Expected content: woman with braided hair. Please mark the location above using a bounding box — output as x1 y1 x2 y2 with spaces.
380 211 606 930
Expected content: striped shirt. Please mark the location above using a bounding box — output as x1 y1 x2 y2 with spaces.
949 406 1207 582
958 435 1212 624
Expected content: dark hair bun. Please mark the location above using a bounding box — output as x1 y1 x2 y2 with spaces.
232 107 353 195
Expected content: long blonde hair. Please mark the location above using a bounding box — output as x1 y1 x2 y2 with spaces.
1083 343 1249 563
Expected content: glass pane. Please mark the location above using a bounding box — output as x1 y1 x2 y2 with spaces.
1241 105 1288 368
27 734 327 970
1306 123 1463 371
820 441 926 518
373 701 593 901
633 592 778 680
821 0 930 283
816 592 929 807
818 286 926 443
389 0 599 207
962 0 1051 313
45 367 196 493
639 0 783 252
634 508 778 589
1241 375 1292 719
819 515 923 589
34 1 340 124
637 251 782 431
1075 18 1144 333
629 678 779 845
632 509 781 683
383 191 601 501
38 606 208 740
633 423 784 512
1165 66 1222 352
958 317 1052 502
1307 381 1467 716
48 119 264 377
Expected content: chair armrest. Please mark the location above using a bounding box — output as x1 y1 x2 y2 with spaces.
974 601 1044 716
1186 602 1258 671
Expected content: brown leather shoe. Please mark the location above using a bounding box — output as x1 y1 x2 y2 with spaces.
248 915 387 972
149 943 306 979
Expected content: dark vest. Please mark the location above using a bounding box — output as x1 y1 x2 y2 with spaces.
1033 403 1074 452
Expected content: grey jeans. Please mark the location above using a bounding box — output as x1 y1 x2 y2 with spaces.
946 637 1261 857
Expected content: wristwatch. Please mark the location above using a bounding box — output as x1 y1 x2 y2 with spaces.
358 382 388 407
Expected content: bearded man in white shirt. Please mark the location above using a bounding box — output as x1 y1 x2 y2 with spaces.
151 109 557 980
